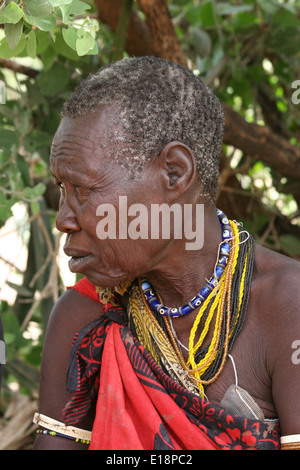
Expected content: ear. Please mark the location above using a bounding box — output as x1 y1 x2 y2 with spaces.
158 141 196 199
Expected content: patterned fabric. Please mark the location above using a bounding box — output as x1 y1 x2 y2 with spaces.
63 277 280 450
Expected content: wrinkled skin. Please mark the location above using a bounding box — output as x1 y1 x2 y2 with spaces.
34 107 300 450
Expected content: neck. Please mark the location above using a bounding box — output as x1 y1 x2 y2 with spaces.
144 205 222 307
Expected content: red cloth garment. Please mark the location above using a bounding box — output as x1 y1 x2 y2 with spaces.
63 278 281 450
67 277 100 303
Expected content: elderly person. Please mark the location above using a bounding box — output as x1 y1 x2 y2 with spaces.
33 57 300 450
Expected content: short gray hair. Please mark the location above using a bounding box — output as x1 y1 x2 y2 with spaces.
62 56 224 204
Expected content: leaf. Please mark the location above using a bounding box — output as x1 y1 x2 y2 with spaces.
184 1 215 27
76 28 95 56
23 129 51 152
0 128 17 149
62 25 78 50
233 12 257 30
271 7 300 27
0 2 24 24
22 0 53 17
0 192 15 221
59 0 91 24
25 15 56 31
198 1 215 28
256 0 279 14
23 183 46 200
190 27 212 58
41 45 56 70
52 32 80 60
215 3 253 15
30 201 40 214
0 33 26 58
17 154 30 187
37 63 70 96
26 30 37 58
4 20 23 50
49 0 73 6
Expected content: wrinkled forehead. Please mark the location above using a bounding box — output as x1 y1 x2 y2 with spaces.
51 116 97 162
51 106 124 163
50 108 131 182
52 107 120 149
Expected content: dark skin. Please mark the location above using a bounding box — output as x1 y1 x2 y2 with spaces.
34 108 300 450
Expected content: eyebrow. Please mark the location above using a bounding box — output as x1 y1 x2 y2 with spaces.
50 165 94 188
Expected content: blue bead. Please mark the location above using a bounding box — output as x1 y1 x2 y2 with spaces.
220 242 230 255
141 280 151 290
190 297 199 308
215 266 224 278
149 298 160 309
169 307 179 315
158 306 168 315
180 305 191 315
207 278 216 289
199 286 211 298
218 255 228 266
222 229 231 239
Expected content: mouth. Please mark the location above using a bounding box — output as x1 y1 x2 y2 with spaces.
67 253 94 271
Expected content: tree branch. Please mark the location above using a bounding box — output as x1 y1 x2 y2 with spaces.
136 0 187 66
94 0 155 57
0 58 39 78
222 103 300 180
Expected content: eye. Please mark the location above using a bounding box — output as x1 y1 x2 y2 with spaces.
57 181 65 191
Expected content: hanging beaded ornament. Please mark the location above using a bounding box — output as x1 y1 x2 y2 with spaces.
140 208 232 318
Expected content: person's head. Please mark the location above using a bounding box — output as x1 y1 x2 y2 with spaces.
61 56 224 205
51 57 224 287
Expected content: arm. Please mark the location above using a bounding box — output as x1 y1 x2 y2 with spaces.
33 288 102 450
268 268 300 446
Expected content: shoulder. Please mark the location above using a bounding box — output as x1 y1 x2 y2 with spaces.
252 244 300 310
251 244 300 434
46 285 103 336
250 244 300 338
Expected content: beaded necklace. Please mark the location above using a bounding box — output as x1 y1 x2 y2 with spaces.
139 212 255 397
140 209 232 318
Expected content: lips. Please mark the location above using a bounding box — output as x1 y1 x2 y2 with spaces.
64 248 94 272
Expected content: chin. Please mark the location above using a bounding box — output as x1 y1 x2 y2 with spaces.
84 270 132 288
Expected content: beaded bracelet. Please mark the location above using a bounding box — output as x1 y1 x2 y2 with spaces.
36 428 90 445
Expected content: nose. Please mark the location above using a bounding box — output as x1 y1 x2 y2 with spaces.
55 200 81 233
